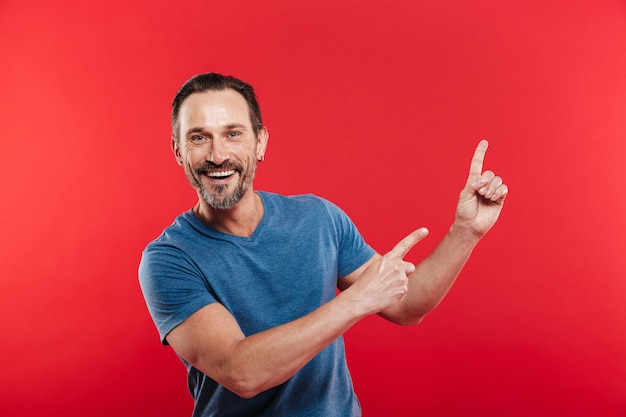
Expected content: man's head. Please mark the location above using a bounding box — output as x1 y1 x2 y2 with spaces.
171 73 268 210
171 73 263 143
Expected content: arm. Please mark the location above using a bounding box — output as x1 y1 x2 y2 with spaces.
340 140 509 325
165 232 425 398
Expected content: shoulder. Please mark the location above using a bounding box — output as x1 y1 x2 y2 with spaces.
258 192 358 242
143 210 203 251
259 191 341 215
139 210 204 280
259 192 352 230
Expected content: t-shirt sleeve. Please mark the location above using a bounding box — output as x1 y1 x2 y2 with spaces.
319 198 376 278
138 243 216 345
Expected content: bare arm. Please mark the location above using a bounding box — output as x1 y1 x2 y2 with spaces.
165 232 426 398
340 140 509 325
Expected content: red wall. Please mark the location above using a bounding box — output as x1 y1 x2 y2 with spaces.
1 1 625 416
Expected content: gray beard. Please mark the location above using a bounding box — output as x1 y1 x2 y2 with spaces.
188 159 257 210
199 183 246 210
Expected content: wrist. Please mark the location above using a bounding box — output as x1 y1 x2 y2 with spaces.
334 288 373 322
448 222 482 247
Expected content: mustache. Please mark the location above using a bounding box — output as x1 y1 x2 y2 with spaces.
196 161 240 172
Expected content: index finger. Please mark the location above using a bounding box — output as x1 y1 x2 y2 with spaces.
387 228 429 259
469 139 489 177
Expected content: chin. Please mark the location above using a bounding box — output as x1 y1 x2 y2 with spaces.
200 188 245 210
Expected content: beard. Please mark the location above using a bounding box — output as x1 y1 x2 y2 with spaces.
185 159 256 210
199 182 246 210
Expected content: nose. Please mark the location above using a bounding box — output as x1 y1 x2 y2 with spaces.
206 138 229 165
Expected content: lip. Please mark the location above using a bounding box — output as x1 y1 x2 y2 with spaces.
207 169 236 177
203 169 237 182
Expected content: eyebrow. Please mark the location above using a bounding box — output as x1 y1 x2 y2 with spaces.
185 123 248 136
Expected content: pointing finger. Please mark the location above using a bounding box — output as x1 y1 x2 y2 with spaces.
469 139 489 177
387 228 429 259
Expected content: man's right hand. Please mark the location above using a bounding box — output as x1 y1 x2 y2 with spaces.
344 228 429 316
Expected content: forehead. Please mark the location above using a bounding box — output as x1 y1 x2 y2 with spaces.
178 88 251 129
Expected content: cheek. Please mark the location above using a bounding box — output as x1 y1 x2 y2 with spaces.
184 148 205 166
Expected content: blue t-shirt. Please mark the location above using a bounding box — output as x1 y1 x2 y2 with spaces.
139 192 375 417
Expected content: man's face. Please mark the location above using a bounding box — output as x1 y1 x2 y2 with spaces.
173 89 267 210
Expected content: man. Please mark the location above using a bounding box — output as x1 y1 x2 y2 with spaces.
139 73 508 417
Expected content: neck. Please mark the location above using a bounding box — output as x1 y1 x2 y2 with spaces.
193 189 264 237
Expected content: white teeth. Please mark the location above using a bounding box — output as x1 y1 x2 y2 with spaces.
208 170 235 178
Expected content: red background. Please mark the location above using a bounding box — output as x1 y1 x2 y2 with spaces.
1 0 625 416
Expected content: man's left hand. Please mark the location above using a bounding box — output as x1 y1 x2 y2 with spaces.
455 140 509 238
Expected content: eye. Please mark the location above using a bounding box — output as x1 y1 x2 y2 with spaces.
226 131 242 139
190 134 206 142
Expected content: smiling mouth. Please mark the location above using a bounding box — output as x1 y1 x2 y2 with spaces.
207 169 236 179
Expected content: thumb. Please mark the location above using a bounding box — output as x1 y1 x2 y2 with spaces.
387 228 429 259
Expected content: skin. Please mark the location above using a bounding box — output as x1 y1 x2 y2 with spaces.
172 89 268 237
168 88 509 398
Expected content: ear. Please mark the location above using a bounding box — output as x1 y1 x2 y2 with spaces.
256 127 269 161
171 135 183 166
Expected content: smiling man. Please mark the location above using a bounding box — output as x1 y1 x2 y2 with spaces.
174 87 267 234
139 72 508 417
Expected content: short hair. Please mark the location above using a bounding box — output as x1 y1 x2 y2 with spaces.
171 73 263 141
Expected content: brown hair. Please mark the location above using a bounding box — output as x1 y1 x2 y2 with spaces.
171 73 263 141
